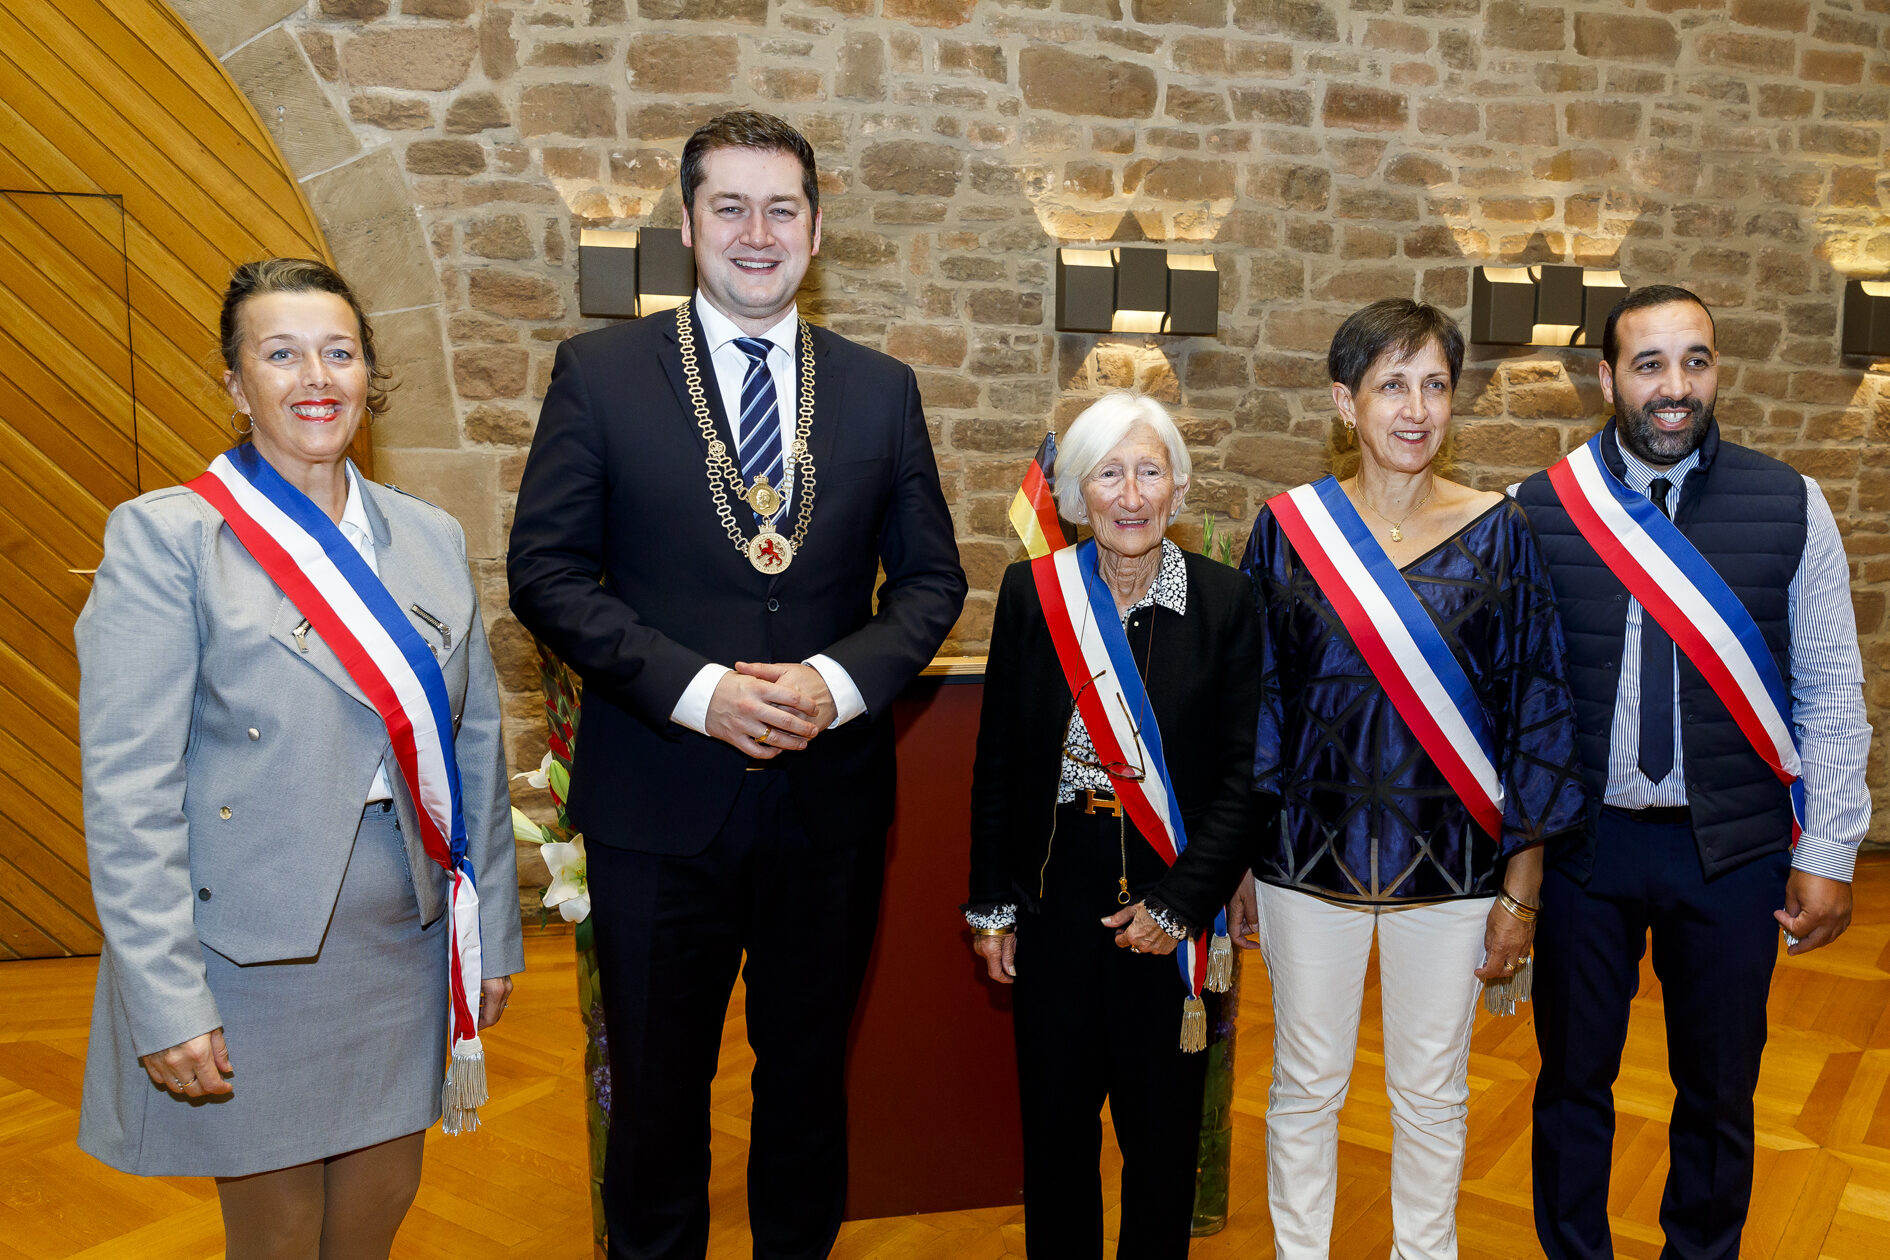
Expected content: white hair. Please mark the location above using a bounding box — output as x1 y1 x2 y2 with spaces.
1053 391 1192 525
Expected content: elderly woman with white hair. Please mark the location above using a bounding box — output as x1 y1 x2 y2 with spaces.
964 390 1261 1257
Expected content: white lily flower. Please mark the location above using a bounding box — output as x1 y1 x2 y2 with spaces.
540 835 589 923
511 806 546 846
511 750 554 790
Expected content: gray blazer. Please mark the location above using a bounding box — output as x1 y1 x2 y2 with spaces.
74 469 523 1062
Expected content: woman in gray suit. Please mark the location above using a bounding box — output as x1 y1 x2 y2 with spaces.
75 258 523 1259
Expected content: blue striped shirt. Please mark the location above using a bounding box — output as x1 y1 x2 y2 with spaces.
1606 445 1870 881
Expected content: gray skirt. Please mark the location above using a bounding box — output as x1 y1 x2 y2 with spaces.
78 804 448 1177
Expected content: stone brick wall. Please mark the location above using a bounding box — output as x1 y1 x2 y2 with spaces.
185 0 1890 854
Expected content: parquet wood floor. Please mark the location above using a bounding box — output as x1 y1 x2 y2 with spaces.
2 856 1887 1258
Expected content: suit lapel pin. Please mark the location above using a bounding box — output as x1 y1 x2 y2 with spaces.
411 604 452 649
292 618 312 653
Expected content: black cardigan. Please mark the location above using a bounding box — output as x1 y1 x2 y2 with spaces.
967 549 1266 930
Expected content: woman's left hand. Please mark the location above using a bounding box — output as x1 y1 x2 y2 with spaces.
1103 902 1180 956
477 976 514 1030
1475 899 1535 983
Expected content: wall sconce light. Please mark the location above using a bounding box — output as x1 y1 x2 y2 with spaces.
577 227 696 319
1841 278 1890 357
1470 264 1626 348
1054 246 1219 336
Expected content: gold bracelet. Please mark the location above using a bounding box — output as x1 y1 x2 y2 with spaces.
1497 892 1540 924
973 925 1015 937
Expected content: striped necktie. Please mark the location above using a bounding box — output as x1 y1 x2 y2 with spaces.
733 337 783 519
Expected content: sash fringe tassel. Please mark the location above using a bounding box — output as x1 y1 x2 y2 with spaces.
1482 955 1534 1018
1205 931 1233 993
1179 994 1207 1053
440 1038 488 1135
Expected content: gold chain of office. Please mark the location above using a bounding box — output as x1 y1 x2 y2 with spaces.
676 299 818 574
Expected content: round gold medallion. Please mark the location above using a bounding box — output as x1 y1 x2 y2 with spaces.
747 530 794 573
745 475 783 519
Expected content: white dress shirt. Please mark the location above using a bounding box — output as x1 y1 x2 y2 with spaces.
335 466 394 803
669 292 867 735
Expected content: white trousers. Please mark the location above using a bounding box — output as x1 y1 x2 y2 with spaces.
1256 882 1490 1260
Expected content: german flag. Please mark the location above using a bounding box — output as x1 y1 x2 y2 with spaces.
1008 430 1067 558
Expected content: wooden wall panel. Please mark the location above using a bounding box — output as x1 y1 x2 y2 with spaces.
0 190 125 961
0 0 347 958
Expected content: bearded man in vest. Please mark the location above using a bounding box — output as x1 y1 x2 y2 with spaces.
1514 284 1870 1260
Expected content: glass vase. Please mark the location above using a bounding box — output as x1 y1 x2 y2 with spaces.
575 916 610 1253
1191 949 1240 1236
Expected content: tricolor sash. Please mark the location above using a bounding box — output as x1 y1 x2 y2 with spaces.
1545 432 1805 835
1268 478 1506 839
187 446 490 1132
1030 539 1231 1052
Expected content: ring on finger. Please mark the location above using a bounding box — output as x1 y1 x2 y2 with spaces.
757 727 771 745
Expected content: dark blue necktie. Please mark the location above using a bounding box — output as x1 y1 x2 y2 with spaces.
733 337 783 518
1638 477 1675 784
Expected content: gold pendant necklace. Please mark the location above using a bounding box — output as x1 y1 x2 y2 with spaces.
676 301 818 574
1363 482 1434 543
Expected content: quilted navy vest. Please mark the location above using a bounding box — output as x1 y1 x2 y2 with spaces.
1515 421 1805 880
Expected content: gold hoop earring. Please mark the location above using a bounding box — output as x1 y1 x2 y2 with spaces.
231 411 252 436
363 406 375 427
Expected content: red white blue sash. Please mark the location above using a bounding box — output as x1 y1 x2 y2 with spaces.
1268 478 1506 839
1031 540 1229 1050
1546 432 1805 835
187 445 490 1132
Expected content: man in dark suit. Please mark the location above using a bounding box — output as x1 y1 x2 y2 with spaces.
507 111 966 1259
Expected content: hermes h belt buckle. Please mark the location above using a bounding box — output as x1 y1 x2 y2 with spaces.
1083 789 1122 817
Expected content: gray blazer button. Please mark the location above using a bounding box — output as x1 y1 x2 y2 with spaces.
247 727 260 740
198 888 211 901
219 806 232 820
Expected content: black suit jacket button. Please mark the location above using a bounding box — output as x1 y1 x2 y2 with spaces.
767 598 780 612
197 888 211 902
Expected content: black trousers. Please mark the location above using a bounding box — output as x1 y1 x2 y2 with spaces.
1012 804 1210 1259
588 768 887 1260
1532 807 1790 1260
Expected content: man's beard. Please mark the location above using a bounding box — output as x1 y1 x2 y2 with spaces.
1616 393 1713 466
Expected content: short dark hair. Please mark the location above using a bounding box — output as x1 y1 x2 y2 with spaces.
219 257 391 414
1601 284 1715 369
1327 299 1465 393
680 110 820 218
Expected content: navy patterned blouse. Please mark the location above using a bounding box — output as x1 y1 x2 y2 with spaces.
1243 496 1586 904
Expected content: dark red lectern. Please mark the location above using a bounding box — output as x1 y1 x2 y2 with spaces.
842 663 1025 1219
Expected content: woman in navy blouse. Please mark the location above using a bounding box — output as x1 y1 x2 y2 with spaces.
1234 300 1586 1260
